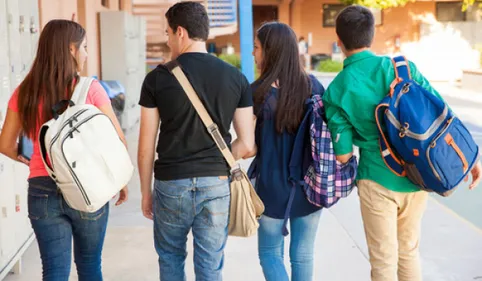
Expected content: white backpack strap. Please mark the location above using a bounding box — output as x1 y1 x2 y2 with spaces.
71 77 94 105
38 124 56 179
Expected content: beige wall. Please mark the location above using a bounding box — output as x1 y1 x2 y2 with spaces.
38 0 128 77
39 0 78 26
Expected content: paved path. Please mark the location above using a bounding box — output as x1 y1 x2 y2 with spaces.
4 80 482 281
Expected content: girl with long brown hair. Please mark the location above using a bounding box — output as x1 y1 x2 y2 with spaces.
0 20 127 281
249 22 326 281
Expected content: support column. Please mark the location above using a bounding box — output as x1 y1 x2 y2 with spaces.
278 0 291 25
239 0 254 82
290 0 303 37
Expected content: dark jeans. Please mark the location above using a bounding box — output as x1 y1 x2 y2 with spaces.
28 177 109 281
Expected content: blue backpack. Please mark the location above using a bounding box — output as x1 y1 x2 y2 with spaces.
376 56 479 196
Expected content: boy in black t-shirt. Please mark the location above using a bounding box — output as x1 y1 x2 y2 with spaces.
137 2 256 280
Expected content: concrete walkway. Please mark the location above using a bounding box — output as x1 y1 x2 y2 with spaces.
4 83 482 281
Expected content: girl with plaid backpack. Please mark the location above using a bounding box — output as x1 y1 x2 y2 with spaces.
248 22 357 281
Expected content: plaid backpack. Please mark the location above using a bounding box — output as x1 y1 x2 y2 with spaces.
301 94 358 208
282 93 358 235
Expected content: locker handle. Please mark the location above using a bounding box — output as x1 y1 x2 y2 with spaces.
30 17 38 34
126 68 138 74
20 16 25 33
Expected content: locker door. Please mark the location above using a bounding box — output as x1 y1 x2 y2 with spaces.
13 162 32 248
0 156 16 270
28 0 39 57
0 0 11 106
6 0 22 89
0 0 9 74
0 1 15 265
18 0 32 79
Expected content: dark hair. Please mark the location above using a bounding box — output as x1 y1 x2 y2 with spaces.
299 36 305 41
165 2 209 41
254 22 311 134
17 19 85 139
336 5 375 51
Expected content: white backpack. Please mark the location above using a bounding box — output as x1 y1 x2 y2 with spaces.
39 77 134 213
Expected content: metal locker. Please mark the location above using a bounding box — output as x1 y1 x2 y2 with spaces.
0 0 10 72
28 0 39 58
13 162 32 250
0 156 17 278
6 0 22 89
18 0 33 79
0 0 12 108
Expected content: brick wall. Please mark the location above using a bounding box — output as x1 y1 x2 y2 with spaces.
209 1 436 57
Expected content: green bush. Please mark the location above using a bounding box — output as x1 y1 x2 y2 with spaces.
218 54 241 69
316 59 343 73
218 53 259 79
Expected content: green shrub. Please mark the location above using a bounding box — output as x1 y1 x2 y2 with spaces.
316 59 343 73
218 53 259 79
218 54 241 69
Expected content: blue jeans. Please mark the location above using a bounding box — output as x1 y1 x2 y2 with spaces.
28 177 109 281
153 177 230 281
258 209 322 281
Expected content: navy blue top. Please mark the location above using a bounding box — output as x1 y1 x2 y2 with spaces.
249 75 325 219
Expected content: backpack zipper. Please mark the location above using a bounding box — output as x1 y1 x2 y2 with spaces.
445 133 468 173
394 83 411 108
60 113 105 206
385 105 448 141
49 109 89 170
426 118 454 181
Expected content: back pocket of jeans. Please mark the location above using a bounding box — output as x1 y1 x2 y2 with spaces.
154 188 182 225
28 193 49 220
200 194 230 228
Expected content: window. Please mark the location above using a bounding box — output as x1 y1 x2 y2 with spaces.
323 4 346 27
436 1 482 22
436 2 465 21
322 4 383 27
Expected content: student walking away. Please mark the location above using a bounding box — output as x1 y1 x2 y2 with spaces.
248 22 354 281
0 20 129 281
137 2 255 281
322 6 482 281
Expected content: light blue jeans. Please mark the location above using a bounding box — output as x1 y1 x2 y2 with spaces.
258 210 322 281
153 177 230 281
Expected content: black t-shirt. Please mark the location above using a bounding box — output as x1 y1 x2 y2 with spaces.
139 53 253 181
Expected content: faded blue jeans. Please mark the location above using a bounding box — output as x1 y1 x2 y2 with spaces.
28 177 109 281
153 177 230 281
258 209 322 281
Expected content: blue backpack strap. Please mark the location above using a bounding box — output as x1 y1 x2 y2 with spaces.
375 100 406 177
283 102 312 236
392 56 411 81
282 182 297 236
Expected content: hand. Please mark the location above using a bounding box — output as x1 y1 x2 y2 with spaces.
17 155 30 166
142 192 153 220
115 186 128 206
465 161 482 190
